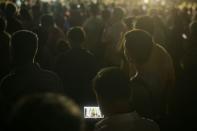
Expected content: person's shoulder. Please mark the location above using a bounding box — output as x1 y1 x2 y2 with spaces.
0 31 10 40
135 117 160 131
154 44 173 61
155 44 170 56
40 67 60 79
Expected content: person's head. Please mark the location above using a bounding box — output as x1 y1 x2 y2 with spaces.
112 7 125 21
8 93 83 131
93 67 131 115
124 29 153 65
5 2 17 17
102 9 111 22
67 27 86 48
11 30 38 66
41 14 54 28
124 16 135 29
0 17 6 31
135 15 154 35
89 4 99 16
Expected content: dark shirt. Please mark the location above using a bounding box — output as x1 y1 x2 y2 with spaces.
54 48 98 106
0 63 63 104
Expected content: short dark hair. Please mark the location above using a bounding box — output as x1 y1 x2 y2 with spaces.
0 17 6 31
93 67 131 103
135 15 154 35
8 93 83 131
124 29 153 65
5 2 17 17
11 30 38 63
67 27 86 45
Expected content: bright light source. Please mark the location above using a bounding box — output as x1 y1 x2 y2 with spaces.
144 0 149 4
161 0 166 6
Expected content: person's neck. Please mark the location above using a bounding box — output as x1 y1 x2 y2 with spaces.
102 101 133 117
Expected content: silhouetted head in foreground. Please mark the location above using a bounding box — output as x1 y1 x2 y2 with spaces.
11 30 38 66
124 29 153 65
67 27 86 48
8 93 83 131
93 67 131 116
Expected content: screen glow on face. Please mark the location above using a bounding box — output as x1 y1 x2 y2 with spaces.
84 107 104 119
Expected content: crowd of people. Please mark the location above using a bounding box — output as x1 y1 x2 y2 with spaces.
0 0 197 131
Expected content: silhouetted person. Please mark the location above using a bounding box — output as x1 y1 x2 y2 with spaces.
32 0 41 26
103 7 127 65
54 27 98 106
34 14 65 69
5 2 22 34
83 4 104 56
7 93 83 131
123 29 175 119
0 30 63 115
0 17 10 80
93 67 160 131
19 7 33 30
68 3 84 27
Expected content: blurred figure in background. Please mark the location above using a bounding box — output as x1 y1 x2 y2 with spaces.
83 3 104 58
4 2 22 34
103 7 127 66
34 14 65 70
19 7 33 30
54 27 98 106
